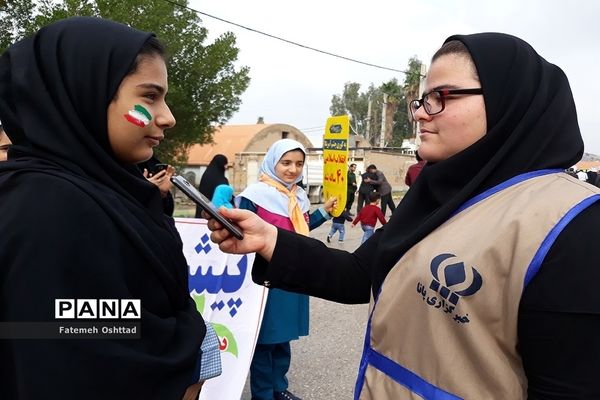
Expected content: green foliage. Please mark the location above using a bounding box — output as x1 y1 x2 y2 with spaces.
330 56 423 147
0 0 250 165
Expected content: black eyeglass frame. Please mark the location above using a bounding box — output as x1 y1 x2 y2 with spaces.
410 88 483 118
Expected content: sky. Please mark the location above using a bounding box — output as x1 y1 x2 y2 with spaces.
188 0 600 153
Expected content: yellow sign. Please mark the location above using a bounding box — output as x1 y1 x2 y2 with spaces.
323 115 350 217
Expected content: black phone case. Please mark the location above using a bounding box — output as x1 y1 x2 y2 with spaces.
152 164 168 174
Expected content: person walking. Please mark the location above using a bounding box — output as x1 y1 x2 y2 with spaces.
195 153 229 217
346 163 357 213
351 192 387 244
367 164 395 216
207 32 600 399
327 208 353 243
356 168 376 213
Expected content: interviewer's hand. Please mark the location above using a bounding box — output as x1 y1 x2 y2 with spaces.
205 208 278 261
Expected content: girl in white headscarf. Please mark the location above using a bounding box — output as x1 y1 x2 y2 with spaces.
236 138 335 400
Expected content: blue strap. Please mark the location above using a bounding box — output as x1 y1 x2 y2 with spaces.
354 303 374 399
354 289 461 399
367 348 462 400
451 169 562 217
524 193 600 286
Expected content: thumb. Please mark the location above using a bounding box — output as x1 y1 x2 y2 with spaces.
218 207 253 222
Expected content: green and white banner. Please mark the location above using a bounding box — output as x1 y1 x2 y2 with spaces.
176 218 267 400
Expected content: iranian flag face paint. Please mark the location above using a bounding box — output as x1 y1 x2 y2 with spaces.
124 104 152 128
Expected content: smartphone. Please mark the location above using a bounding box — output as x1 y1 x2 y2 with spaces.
171 175 244 240
151 163 168 174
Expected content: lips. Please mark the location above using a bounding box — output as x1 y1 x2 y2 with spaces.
145 136 163 146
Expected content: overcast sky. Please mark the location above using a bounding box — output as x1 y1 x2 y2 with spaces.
189 0 600 153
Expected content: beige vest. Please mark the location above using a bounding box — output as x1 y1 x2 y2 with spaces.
356 172 600 400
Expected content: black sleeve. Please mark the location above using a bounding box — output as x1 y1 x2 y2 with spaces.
519 202 600 399
0 175 199 399
252 228 384 304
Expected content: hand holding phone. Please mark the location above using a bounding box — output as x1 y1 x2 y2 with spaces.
151 163 169 174
171 175 244 240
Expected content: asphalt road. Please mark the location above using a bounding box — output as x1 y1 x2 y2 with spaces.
240 214 377 400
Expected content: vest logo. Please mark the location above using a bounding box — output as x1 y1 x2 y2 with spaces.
429 253 482 305
55 299 141 319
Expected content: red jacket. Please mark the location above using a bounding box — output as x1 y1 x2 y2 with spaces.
405 160 426 186
353 204 386 227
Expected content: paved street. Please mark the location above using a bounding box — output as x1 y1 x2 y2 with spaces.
240 214 378 400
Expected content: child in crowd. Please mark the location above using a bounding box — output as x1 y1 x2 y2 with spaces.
235 138 336 400
352 191 387 244
327 208 353 243
212 184 235 209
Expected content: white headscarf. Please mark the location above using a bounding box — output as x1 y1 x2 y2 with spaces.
236 139 311 217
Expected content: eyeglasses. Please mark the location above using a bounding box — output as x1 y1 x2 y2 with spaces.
410 88 483 119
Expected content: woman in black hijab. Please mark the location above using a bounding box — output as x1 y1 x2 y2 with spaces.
0 17 205 399
195 154 229 217
207 33 600 398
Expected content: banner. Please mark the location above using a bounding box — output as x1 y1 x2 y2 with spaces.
175 218 267 400
323 115 350 216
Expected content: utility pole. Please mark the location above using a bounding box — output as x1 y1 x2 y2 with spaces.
379 93 388 148
366 99 372 143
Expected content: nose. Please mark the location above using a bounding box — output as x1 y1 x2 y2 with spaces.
155 103 176 129
413 105 433 122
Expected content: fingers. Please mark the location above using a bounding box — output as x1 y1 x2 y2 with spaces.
143 168 150 178
153 170 167 179
210 227 231 244
201 210 211 220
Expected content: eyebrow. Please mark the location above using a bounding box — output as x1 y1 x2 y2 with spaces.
136 83 166 94
430 84 463 92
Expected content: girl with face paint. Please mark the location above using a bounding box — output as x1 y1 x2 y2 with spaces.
0 17 205 399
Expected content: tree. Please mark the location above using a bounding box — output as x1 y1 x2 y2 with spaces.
0 0 250 165
403 56 423 138
330 82 370 138
329 56 423 148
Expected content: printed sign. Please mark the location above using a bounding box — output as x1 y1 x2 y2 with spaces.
323 115 350 216
175 218 267 400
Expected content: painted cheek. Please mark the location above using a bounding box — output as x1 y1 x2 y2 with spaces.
124 104 153 128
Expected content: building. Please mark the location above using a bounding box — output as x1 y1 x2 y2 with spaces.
182 123 419 204
183 123 313 192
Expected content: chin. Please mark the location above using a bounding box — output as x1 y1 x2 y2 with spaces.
130 149 153 164
417 146 439 163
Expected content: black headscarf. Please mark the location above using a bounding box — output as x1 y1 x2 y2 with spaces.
195 153 229 217
0 17 204 398
370 33 583 292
